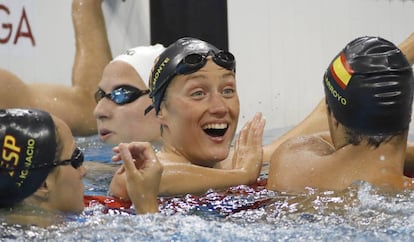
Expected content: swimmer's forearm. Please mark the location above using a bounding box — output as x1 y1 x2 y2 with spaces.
109 174 159 213
158 164 258 196
110 163 260 197
109 171 129 200
72 0 112 89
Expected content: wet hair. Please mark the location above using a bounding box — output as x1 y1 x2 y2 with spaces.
323 36 414 138
326 104 394 147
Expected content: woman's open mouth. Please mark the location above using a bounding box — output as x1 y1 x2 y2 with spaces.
202 123 228 137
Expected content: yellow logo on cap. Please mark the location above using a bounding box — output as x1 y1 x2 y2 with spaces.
1 135 21 177
150 57 170 91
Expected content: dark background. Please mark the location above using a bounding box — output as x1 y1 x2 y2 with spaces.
150 0 229 50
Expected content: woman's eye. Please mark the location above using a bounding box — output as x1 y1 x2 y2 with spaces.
191 90 205 97
222 88 235 97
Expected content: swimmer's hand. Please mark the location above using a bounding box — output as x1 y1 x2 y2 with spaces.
114 142 163 214
232 112 266 183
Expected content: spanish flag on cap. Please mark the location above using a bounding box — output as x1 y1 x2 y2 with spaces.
330 53 354 90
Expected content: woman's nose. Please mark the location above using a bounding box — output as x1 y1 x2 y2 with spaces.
93 98 112 120
208 93 228 114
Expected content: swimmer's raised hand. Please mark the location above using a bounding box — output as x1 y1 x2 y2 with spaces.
232 112 266 183
115 142 163 214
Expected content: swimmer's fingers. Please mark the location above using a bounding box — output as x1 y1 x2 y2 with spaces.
116 164 125 174
232 138 239 168
111 146 124 173
237 119 252 146
123 142 157 169
233 113 265 174
120 142 162 214
237 112 265 147
245 113 265 165
232 120 250 168
118 143 138 173
128 142 163 178
112 146 122 162
246 112 266 147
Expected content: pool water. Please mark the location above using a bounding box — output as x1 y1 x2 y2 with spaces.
2 129 414 241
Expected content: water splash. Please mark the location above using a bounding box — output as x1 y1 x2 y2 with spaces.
3 135 414 241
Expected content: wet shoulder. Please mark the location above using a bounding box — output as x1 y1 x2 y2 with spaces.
276 134 334 157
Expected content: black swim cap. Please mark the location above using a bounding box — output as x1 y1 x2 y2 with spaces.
324 36 414 135
0 109 57 207
145 37 236 115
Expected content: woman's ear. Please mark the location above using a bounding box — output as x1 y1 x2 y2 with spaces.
157 106 168 126
31 181 50 202
33 170 58 200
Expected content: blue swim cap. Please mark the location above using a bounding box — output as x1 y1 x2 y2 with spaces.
145 37 236 115
324 36 414 135
0 109 57 207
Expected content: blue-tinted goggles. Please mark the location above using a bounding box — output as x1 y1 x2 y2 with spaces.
176 51 236 75
94 85 150 105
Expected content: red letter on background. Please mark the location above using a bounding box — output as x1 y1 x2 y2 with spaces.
14 7 35 46
0 4 12 44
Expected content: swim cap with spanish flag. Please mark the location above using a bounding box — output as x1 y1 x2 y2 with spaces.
145 37 236 115
0 109 57 207
324 36 414 135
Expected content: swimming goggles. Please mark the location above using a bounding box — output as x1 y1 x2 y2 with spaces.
0 147 84 171
94 85 150 105
175 51 236 75
53 147 84 169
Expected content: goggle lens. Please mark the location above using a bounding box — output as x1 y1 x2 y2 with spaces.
176 51 235 75
57 147 84 169
94 85 150 105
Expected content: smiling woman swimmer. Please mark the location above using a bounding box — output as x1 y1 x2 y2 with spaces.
109 37 266 198
0 108 162 227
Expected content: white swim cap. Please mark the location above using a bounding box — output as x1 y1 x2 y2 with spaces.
112 44 165 83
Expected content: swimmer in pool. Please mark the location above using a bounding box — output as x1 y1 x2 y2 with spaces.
266 36 414 193
109 37 266 198
0 0 111 136
94 45 165 145
91 30 414 170
0 108 162 227
263 32 414 162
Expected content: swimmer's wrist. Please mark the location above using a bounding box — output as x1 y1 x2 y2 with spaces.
134 197 159 214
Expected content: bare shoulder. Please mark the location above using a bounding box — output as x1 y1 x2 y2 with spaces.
275 133 334 157
268 134 328 172
266 133 334 192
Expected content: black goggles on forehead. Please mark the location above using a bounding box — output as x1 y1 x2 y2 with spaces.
94 85 150 105
175 51 236 75
0 147 84 171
